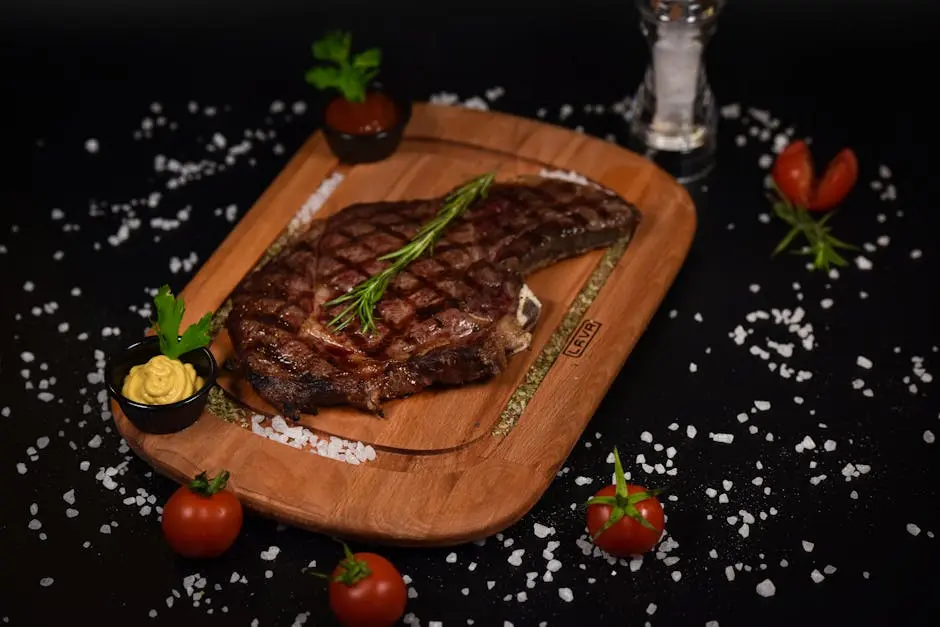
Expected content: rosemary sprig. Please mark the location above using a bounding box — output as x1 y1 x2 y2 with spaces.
768 183 857 271
325 172 496 333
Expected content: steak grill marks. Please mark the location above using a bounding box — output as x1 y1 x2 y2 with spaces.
226 178 641 413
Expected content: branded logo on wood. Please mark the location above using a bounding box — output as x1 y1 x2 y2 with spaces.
564 320 602 358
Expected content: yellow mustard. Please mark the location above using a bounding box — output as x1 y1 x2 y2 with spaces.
122 355 204 405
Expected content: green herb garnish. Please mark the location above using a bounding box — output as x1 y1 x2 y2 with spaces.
152 285 213 359
305 31 381 104
326 172 496 334
768 183 857 271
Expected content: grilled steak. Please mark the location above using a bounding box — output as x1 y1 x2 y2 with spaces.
226 177 640 414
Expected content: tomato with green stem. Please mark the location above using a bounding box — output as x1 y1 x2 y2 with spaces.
586 447 664 556
772 140 859 211
311 543 407 627
161 469 243 558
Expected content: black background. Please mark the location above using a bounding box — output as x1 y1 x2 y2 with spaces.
2 1 939 626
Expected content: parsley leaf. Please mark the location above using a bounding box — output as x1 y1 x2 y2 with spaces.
305 31 381 104
312 31 351 64
152 285 213 359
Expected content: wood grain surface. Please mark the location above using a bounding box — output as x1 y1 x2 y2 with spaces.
112 103 696 546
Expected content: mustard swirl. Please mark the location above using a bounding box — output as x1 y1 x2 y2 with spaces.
121 355 205 405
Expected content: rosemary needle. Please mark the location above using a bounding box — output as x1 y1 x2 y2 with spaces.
325 172 496 333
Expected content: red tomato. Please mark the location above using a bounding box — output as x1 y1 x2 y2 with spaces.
161 470 243 558
328 549 407 627
771 140 814 207
772 140 858 211
587 483 665 556
810 148 858 211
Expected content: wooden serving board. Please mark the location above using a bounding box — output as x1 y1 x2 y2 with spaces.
113 103 696 547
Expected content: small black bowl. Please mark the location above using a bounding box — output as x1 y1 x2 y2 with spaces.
321 94 412 165
106 336 218 435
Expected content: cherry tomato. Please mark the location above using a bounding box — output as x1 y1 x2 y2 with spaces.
161 469 243 558
810 148 858 211
772 140 858 211
585 448 664 557
327 547 407 627
771 140 813 207
587 484 664 556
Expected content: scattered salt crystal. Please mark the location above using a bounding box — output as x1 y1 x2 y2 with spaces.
39 577 54 587
854 256 873 270
802 540 814 552
533 523 555 538
574 476 593 486
810 569 825 583
646 603 657 615
857 356 873 369
755 579 776 597
507 549 525 566
911 249 923 259
824 565 837 575
260 546 280 561
924 430 935 444
906 523 921 536
445 552 457 563
686 425 697 439
710 433 734 444
85 139 99 153
558 587 573 602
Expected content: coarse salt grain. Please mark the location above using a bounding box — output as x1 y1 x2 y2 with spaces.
906 523 921 536
533 523 555 538
854 256 873 270
755 579 776 597
857 356 873 369
558 588 573 602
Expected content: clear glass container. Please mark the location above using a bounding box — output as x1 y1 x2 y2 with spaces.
628 0 725 183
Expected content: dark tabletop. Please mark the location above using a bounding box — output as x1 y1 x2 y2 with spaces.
2 1 938 625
